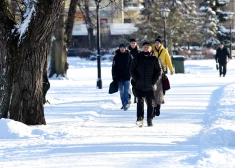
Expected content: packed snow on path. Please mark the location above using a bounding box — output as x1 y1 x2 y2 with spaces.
1 58 235 168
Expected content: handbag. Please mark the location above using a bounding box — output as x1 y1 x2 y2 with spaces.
162 73 170 91
108 81 118 94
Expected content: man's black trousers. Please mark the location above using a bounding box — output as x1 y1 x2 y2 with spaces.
136 89 154 119
219 63 227 76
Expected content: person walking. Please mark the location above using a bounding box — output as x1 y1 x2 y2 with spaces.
128 39 140 103
130 42 162 127
215 42 232 77
151 36 174 117
112 43 133 111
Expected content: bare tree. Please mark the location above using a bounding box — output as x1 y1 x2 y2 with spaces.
49 0 79 78
78 0 95 50
0 0 65 125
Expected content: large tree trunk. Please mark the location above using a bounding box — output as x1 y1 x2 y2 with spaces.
49 0 78 78
49 7 67 78
65 0 79 48
0 0 65 125
0 1 16 118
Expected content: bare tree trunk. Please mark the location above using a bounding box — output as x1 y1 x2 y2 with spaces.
1 0 65 125
49 7 67 78
0 0 16 118
65 0 79 48
78 0 95 50
49 0 79 78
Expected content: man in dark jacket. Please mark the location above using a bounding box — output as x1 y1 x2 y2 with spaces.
215 42 232 77
112 44 133 111
130 42 162 127
128 39 140 58
128 39 140 103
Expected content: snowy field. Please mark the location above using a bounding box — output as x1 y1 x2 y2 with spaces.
1 57 235 168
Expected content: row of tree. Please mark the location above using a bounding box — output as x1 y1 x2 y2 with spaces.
134 0 233 54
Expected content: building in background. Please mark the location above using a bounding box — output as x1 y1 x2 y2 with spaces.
65 0 144 49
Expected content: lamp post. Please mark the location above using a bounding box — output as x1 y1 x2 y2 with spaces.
229 13 234 57
160 7 170 48
95 0 102 89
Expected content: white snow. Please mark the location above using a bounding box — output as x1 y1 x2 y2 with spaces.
1 57 235 167
18 4 36 40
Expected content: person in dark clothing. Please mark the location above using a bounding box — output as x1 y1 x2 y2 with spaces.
130 42 162 127
128 39 140 104
112 43 133 111
128 39 140 58
43 73 50 104
215 42 232 77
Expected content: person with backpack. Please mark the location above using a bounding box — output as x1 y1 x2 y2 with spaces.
112 43 133 111
215 42 232 77
130 42 162 127
128 38 140 103
151 36 174 117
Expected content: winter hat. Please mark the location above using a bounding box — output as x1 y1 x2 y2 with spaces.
130 39 136 42
142 41 151 46
119 43 126 48
220 41 224 45
155 36 162 43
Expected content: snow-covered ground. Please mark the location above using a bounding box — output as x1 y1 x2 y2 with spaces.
1 58 235 168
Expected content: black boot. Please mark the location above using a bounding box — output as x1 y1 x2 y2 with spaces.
155 104 160 116
147 118 153 127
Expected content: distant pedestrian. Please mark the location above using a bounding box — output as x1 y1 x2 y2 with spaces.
215 42 232 77
128 39 140 58
130 42 162 127
151 36 174 116
128 39 140 103
112 43 133 111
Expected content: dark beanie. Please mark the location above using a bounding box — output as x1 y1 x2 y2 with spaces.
155 36 162 43
142 41 151 46
119 43 126 48
130 39 136 42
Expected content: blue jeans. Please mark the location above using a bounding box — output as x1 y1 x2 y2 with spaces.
119 80 130 107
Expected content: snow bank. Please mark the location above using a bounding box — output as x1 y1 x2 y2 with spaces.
0 118 36 139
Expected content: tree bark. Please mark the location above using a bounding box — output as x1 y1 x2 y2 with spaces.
49 7 67 78
49 0 79 78
1 0 65 125
65 0 79 48
0 0 16 118
78 0 95 50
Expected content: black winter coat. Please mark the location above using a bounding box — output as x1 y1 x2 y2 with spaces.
128 45 140 58
130 51 162 91
215 47 231 64
112 49 133 81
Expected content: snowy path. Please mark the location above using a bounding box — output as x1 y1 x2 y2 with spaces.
1 58 235 168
